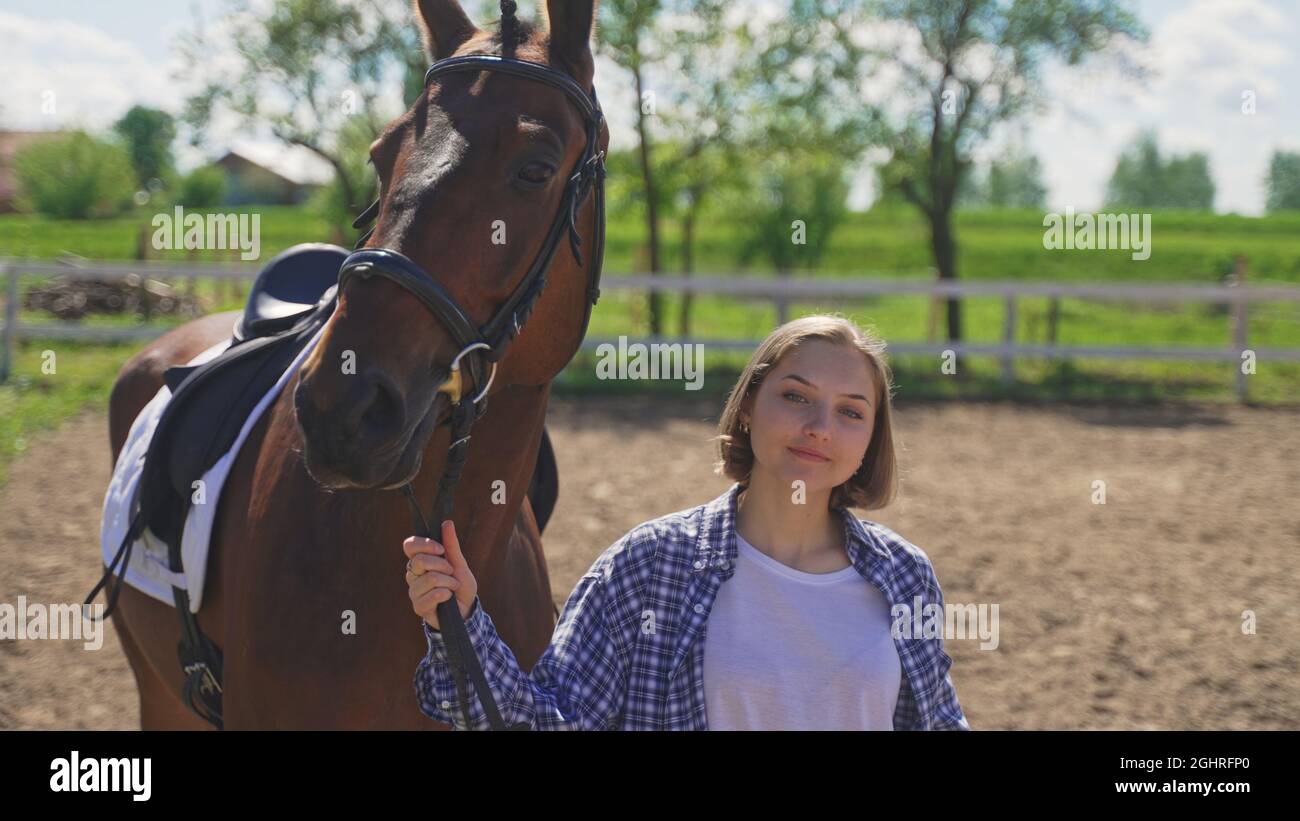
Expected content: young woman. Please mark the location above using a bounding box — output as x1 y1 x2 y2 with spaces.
405 314 970 730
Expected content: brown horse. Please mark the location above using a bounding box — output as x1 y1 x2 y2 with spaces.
104 0 607 729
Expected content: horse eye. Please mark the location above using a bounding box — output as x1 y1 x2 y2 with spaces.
517 162 555 185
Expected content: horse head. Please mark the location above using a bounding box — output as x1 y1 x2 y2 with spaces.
293 0 607 491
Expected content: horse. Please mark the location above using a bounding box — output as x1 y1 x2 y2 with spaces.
102 0 607 729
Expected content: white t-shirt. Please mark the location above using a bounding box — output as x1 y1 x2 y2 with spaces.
702 528 902 730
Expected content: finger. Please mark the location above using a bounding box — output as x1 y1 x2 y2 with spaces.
411 554 454 576
414 585 454 612
402 536 445 559
409 571 459 597
441 520 466 571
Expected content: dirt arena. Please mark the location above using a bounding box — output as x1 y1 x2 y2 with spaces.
2 395 1297 730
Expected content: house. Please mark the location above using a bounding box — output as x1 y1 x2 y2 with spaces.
213 143 333 205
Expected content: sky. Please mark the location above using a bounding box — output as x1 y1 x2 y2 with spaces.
2 0 1297 214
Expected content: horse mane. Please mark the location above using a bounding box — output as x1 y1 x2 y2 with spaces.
493 0 536 56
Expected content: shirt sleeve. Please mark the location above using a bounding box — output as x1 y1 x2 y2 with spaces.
413 561 628 731
926 569 972 731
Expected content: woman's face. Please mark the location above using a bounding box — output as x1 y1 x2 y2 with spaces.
743 339 877 496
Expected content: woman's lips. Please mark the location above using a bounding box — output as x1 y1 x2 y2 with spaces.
788 446 829 463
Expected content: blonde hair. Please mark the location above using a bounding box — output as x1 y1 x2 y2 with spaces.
714 314 898 511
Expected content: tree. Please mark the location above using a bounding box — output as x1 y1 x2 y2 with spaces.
308 116 382 243
597 0 670 335
958 151 1047 208
13 131 136 219
1105 131 1214 209
988 154 1047 208
731 146 851 274
180 166 229 208
852 0 1145 341
1265 150 1300 212
644 2 742 335
113 106 178 191
721 2 870 324
178 0 422 234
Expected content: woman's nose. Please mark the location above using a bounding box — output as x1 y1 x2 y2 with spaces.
802 404 833 437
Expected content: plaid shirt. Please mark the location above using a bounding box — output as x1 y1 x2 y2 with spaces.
415 482 971 730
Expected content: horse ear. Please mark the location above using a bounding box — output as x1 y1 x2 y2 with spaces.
413 0 479 61
544 0 598 84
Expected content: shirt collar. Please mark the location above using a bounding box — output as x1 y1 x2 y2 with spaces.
693 482 891 576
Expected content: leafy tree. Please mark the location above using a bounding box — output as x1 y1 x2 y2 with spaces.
113 106 178 190
1105 130 1214 209
179 166 229 208
988 154 1047 208
307 116 380 242
731 147 851 274
959 151 1048 208
597 0 667 332
854 0 1145 341
1264 150 1300 212
600 0 745 334
13 131 136 219
725 2 867 292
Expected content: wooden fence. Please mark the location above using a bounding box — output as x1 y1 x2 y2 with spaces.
3 257 1299 400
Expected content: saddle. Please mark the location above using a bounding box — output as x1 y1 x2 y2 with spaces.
144 243 347 555
91 242 559 728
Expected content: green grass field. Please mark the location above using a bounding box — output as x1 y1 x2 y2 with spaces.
2 204 1297 487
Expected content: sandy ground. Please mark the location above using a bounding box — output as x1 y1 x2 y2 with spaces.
2 396 1297 729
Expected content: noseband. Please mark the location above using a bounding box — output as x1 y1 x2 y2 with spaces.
338 54 606 731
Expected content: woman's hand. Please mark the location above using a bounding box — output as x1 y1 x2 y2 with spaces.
404 520 477 630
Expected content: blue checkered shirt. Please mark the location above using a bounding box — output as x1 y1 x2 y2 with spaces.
415 482 971 730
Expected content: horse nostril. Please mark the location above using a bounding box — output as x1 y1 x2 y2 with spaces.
360 370 404 437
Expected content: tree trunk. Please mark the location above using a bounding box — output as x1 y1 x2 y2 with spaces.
929 207 962 342
632 62 663 336
679 209 695 338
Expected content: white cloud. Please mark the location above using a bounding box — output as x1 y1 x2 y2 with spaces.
1031 0 1299 214
0 11 184 129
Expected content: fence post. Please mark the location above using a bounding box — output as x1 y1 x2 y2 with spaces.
1 263 17 384
926 268 942 343
1231 254 1249 403
775 272 790 326
1002 295 1017 385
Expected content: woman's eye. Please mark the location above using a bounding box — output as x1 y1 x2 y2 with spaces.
783 391 807 403
517 162 555 185
841 408 864 420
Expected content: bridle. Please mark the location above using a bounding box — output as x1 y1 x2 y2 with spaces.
339 53 606 731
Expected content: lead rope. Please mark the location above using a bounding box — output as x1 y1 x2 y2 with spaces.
403 397 524 731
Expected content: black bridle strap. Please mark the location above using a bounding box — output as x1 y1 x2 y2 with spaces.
339 250 481 351
423 55 598 122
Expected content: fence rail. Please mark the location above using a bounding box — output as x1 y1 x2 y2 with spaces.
3 258 1299 400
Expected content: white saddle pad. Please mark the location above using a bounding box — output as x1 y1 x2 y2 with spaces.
99 323 325 612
